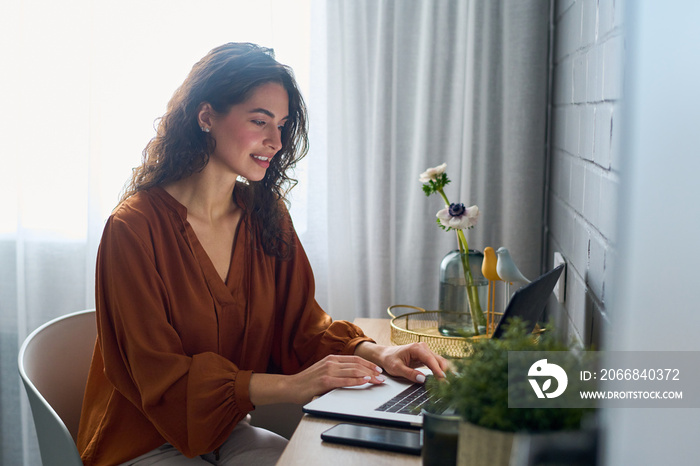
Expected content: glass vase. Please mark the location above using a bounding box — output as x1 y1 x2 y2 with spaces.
438 249 488 336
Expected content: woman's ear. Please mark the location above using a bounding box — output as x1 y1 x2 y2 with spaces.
197 103 214 132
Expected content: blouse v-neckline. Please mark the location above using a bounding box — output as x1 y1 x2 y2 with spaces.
152 187 246 305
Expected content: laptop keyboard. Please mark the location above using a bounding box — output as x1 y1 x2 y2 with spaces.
375 383 430 415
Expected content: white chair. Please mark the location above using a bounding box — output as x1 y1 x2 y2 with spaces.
18 309 303 465
18 309 96 466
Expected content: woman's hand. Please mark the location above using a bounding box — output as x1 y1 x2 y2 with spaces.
249 343 449 407
354 342 449 383
249 354 385 406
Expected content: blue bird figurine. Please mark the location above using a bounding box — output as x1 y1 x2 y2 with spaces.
495 247 530 284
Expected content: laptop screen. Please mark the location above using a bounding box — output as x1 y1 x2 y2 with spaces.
491 264 564 339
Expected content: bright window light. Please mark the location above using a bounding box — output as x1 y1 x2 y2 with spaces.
0 0 311 240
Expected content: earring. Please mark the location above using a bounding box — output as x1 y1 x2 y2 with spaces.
201 126 210 133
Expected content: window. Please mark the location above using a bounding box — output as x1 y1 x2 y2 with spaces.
0 0 311 240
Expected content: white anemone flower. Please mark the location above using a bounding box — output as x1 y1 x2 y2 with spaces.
419 163 448 183
436 203 480 230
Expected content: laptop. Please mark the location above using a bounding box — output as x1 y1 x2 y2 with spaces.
302 264 565 429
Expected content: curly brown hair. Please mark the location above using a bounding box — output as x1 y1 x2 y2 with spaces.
121 43 309 258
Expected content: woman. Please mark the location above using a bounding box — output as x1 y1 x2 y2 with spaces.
78 43 447 465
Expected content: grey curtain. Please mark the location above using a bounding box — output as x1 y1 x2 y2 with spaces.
306 0 551 320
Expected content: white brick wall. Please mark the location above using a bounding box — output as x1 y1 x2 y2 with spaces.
547 0 624 346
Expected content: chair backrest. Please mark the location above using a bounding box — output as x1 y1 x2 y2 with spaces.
18 309 97 466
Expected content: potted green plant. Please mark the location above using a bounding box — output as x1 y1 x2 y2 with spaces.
425 319 595 466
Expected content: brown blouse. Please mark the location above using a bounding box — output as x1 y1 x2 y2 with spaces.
77 187 372 465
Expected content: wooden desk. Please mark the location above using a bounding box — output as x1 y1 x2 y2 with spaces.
276 318 422 466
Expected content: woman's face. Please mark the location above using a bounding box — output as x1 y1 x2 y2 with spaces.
206 81 289 181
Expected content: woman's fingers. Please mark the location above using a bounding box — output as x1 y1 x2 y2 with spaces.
292 354 387 402
317 368 385 386
318 355 384 380
411 343 449 379
381 342 449 383
319 374 384 389
328 354 384 372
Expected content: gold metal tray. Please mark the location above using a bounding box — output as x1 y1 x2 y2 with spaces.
387 305 504 358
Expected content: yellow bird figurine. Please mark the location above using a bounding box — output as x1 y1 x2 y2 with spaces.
482 247 501 282
481 247 501 335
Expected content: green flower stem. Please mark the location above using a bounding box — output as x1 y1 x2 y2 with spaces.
456 229 487 333
437 188 486 334
437 189 450 207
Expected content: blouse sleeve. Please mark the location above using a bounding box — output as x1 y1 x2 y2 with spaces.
267 213 375 374
95 213 251 457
